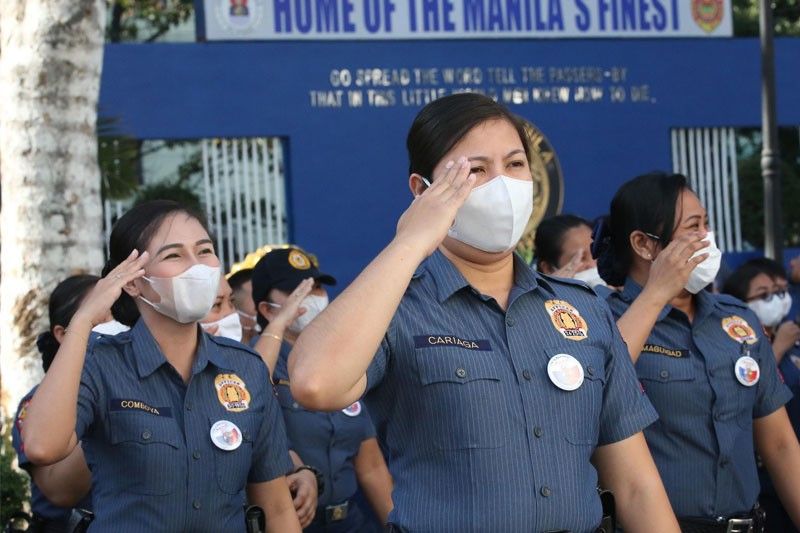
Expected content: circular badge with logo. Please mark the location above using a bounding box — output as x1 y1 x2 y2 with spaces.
547 353 585 391
734 356 760 387
342 401 362 417
210 420 243 451
288 249 312 270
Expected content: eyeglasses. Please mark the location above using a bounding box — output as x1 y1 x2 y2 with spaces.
747 289 788 303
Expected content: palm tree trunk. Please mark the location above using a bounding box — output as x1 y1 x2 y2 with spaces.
0 0 106 412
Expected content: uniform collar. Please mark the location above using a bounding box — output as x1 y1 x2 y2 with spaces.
131 319 231 379
420 249 540 304
621 277 721 324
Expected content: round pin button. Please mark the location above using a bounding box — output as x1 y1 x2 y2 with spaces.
210 420 242 451
342 401 362 417
547 354 585 391
734 356 760 387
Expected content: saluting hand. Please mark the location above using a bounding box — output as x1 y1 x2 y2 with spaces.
395 156 476 258
71 249 149 329
772 320 800 362
266 278 315 333
553 249 588 279
645 233 708 303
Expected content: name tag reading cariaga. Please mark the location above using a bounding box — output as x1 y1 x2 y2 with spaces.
414 335 492 351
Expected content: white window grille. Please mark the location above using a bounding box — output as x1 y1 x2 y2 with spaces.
671 127 742 252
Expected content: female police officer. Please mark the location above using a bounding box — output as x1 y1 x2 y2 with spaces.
596 172 800 530
287 93 679 532
22 200 301 532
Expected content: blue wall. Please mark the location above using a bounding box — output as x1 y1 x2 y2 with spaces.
99 38 800 287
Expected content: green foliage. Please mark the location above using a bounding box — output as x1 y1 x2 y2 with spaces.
133 180 204 212
1 418 30 528
98 117 141 200
106 0 194 42
737 129 800 248
734 0 800 36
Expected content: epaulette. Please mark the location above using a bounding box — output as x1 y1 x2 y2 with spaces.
537 272 597 296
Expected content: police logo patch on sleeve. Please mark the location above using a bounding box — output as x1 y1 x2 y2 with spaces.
288 249 311 270
544 300 588 341
721 316 758 345
215 373 251 412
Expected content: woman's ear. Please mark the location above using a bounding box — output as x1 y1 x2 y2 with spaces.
409 174 428 197
122 278 142 299
630 231 658 262
53 325 66 344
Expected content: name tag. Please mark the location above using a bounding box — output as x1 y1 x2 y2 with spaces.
110 398 172 417
643 344 687 358
414 335 491 351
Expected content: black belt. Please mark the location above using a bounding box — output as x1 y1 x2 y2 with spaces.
312 500 350 525
678 505 766 533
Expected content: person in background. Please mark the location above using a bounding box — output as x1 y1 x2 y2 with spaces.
201 273 321 529
22 200 300 532
251 247 394 532
12 275 103 533
287 93 678 532
534 214 607 289
722 257 800 533
597 171 800 531
228 267 260 346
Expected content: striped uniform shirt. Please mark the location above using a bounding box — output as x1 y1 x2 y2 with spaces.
273 342 377 508
13 385 93 521
605 279 793 519
76 319 293 532
365 250 657 532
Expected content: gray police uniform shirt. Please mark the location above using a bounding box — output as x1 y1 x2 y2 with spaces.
606 279 793 519
75 319 293 532
365 250 658 532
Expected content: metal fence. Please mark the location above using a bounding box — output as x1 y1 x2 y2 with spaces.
103 136 288 269
671 127 743 252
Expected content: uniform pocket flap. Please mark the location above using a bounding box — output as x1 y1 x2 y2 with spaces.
109 411 182 448
417 354 501 385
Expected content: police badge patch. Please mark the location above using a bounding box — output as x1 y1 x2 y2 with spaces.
692 0 724 33
215 373 252 412
721 315 758 345
545 300 588 341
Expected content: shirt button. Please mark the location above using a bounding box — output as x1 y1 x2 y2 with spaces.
185 402 193 411
533 427 543 438
456 368 467 379
659 370 669 379
713 412 722 422
522 370 532 381
720 456 730 467
586 366 595 376
506 317 516 327
192 450 201 460
192 500 201 510
540 486 551 497
141 430 152 440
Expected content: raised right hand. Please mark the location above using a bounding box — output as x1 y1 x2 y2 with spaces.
394 156 476 258
71 249 149 328
266 278 315 332
644 233 708 303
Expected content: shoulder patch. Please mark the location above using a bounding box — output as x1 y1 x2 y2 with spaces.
538 272 597 296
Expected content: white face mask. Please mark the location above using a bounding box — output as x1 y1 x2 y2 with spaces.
573 267 607 288
684 231 722 294
749 298 785 328
91 320 130 336
202 311 243 342
445 175 533 253
289 294 329 333
140 264 221 323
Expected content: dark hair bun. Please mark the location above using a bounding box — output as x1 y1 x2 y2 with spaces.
36 331 59 372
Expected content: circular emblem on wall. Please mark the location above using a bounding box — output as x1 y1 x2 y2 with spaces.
215 0 264 33
515 121 564 263
692 0 723 33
